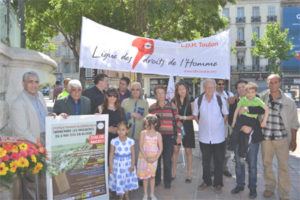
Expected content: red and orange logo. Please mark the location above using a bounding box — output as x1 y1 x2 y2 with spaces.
131 38 154 69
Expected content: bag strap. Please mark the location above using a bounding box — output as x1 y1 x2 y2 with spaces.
197 93 223 119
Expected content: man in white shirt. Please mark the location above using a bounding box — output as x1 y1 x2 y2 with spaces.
193 79 228 194
215 79 234 177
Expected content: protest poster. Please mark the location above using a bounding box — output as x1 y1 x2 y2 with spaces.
79 17 230 79
46 115 108 200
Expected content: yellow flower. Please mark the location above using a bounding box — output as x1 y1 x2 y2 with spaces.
0 162 9 176
18 157 29 168
32 162 43 174
11 145 19 153
31 155 37 163
18 143 28 151
9 161 18 173
0 147 7 158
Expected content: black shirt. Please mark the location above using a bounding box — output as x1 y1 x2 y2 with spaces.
82 86 105 113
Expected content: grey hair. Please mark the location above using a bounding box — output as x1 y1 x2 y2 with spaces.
22 71 39 82
203 78 216 87
131 82 141 89
68 79 82 90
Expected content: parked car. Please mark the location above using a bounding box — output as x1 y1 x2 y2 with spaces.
41 86 49 96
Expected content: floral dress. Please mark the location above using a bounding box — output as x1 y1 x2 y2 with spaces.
137 132 159 179
109 137 138 195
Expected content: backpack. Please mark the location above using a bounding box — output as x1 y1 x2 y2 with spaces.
197 93 223 119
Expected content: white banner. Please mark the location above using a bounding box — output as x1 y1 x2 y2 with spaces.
80 17 231 79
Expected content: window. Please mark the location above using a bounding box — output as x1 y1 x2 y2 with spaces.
252 55 260 70
55 47 60 57
252 26 260 37
237 52 245 67
237 27 244 41
237 7 244 18
222 8 229 19
86 68 92 77
252 7 260 17
268 6 276 16
63 62 70 73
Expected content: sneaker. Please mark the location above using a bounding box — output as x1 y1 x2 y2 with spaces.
198 182 209 191
215 185 222 194
263 190 274 198
142 195 148 200
185 178 192 183
231 186 244 194
249 189 257 199
223 170 232 177
150 194 157 200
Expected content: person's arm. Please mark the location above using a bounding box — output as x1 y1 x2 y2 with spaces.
192 98 199 123
139 131 147 159
232 106 240 128
130 144 135 172
290 129 297 152
155 133 163 161
260 105 269 128
109 145 115 174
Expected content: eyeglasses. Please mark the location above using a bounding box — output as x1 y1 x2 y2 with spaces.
217 83 225 86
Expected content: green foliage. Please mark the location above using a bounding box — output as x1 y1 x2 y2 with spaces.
24 0 235 82
251 23 295 76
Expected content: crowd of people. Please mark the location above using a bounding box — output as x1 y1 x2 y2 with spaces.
9 71 299 200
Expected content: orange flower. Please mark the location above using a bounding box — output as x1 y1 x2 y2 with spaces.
2 143 13 153
32 162 43 174
0 162 9 176
11 145 19 153
18 157 29 168
9 161 18 173
0 147 7 158
18 143 28 151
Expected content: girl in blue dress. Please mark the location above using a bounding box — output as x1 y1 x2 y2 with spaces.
109 121 138 199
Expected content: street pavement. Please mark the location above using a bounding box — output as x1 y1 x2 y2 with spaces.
46 97 300 200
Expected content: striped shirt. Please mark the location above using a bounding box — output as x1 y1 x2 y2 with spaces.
263 95 287 140
149 101 182 135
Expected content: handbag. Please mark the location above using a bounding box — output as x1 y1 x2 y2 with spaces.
170 101 186 138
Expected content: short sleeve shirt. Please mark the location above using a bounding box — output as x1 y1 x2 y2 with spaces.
238 96 265 119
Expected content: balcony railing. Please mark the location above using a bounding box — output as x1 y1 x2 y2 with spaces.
251 16 261 22
236 17 245 23
236 40 246 46
231 65 269 72
267 15 277 22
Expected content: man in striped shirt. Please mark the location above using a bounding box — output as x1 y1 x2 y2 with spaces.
260 74 299 200
149 85 182 189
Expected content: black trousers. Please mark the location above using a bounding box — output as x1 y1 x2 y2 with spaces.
155 134 175 187
200 141 225 187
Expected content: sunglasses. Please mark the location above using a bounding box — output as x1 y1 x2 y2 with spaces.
107 94 117 97
217 83 225 86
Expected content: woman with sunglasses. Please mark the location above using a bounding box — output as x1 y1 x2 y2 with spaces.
98 88 127 162
171 82 195 183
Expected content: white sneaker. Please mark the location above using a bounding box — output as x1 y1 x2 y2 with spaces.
150 195 157 200
142 195 148 200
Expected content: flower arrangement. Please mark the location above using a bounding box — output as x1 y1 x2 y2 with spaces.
0 137 47 188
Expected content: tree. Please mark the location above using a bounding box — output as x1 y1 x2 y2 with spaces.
24 0 235 85
251 22 295 76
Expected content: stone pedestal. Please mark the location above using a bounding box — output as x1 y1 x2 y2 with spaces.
0 42 57 135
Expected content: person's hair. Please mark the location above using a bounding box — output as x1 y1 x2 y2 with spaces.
131 82 141 89
172 82 190 110
22 71 39 82
117 120 132 130
267 74 281 83
120 77 130 85
63 78 71 85
68 80 82 90
94 73 108 85
55 81 60 85
144 114 160 131
154 85 166 95
103 88 123 115
245 82 258 92
235 79 248 89
215 79 225 84
203 79 216 87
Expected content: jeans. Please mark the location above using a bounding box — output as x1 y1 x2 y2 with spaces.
155 134 174 187
234 142 259 190
200 141 225 186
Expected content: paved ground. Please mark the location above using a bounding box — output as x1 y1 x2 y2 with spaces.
46 97 300 200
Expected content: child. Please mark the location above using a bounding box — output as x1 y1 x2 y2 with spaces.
231 82 269 158
137 114 163 200
109 121 138 200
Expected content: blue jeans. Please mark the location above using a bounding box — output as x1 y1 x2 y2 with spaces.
234 142 259 190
